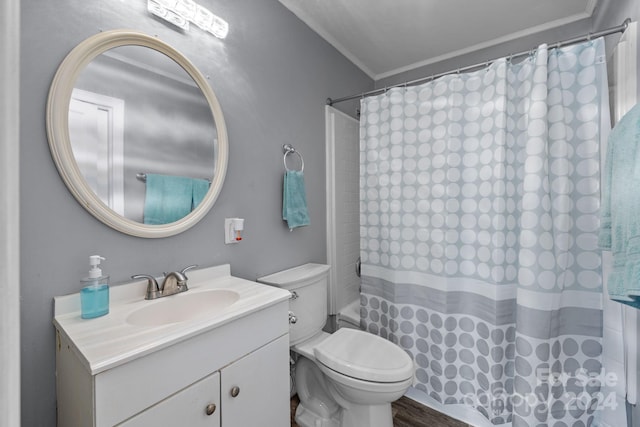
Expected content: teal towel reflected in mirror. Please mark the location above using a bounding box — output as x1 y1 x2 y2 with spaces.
143 174 209 225
283 170 310 230
192 178 210 210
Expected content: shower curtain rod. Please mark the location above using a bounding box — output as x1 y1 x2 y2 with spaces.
326 18 631 106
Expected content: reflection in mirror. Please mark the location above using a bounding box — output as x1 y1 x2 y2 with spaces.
70 45 217 223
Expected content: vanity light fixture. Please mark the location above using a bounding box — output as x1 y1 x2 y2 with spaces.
147 0 229 39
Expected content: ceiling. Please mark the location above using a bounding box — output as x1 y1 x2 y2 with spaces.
279 0 598 80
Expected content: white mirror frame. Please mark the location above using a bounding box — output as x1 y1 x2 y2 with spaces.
46 30 228 238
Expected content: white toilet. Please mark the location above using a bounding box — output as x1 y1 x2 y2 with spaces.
258 263 414 427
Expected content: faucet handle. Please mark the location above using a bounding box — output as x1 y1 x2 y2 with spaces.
176 265 198 292
132 274 160 300
180 264 198 276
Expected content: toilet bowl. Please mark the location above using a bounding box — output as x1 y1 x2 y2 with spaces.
257 264 414 427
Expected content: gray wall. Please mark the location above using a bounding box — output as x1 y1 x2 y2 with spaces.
20 1 372 425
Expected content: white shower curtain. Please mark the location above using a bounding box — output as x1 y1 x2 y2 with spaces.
359 39 610 426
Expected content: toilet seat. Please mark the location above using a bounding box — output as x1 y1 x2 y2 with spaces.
313 329 414 383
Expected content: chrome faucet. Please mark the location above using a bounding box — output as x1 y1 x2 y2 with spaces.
131 274 160 300
132 264 198 300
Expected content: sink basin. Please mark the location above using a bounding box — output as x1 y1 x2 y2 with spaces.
126 289 240 327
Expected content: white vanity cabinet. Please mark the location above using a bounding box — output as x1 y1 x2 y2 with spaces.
219 335 289 426
119 372 222 427
119 335 289 427
53 265 291 427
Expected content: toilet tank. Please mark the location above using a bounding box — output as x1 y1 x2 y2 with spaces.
257 263 331 345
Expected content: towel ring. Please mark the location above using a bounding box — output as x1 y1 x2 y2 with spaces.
283 144 304 172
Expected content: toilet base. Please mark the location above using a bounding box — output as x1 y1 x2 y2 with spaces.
340 403 393 427
295 399 393 427
294 355 398 427
295 401 339 427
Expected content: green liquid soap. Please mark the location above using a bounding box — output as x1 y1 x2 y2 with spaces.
81 284 109 319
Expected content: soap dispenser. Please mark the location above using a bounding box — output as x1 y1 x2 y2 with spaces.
80 255 110 319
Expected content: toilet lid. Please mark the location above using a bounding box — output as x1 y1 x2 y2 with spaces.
313 328 414 383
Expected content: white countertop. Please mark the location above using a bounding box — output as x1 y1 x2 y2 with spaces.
53 264 290 375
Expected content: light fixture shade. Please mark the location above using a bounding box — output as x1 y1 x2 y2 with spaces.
165 9 190 30
193 5 214 30
147 0 168 18
148 0 189 30
154 0 177 8
174 0 197 20
209 16 229 39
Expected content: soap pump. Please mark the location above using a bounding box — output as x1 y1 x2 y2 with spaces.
80 255 110 319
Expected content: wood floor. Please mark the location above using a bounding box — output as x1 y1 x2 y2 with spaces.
291 395 470 427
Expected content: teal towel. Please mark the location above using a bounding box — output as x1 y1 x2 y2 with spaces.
144 174 194 225
192 178 210 210
599 102 640 309
283 170 310 230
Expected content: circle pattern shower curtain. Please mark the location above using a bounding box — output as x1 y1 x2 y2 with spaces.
359 39 608 427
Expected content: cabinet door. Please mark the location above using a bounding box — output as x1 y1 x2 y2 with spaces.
221 335 289 426
118 372 220 427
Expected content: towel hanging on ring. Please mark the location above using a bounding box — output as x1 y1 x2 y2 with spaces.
282 144 309 230
283 170 310 230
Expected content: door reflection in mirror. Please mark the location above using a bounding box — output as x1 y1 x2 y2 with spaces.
69 89 125 215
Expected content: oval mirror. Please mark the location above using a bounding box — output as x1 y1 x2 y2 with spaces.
47 30 228 238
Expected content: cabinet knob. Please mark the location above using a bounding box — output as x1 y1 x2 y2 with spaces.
230 386 240 398
205 403 217 416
